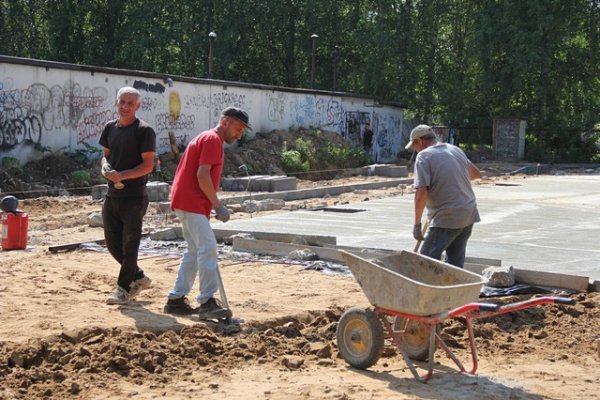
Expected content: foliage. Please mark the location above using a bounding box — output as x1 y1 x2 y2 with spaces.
294 138 316 163
1 1 599 161
65 142 102 166
320 143 369 169
279 130 369 176
280 143 310 174
1 157 21 170
70 170 91 187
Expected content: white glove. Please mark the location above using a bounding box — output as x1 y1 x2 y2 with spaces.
102 163 124 189
101 163 112 177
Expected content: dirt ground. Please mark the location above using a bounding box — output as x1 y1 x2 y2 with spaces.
0 172 599 400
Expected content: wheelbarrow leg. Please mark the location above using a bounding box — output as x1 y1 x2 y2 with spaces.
380 313 435 383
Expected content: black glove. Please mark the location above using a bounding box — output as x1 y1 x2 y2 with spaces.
214 204 231 223
413 223 425 241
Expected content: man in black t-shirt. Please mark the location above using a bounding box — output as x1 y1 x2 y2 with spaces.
99 86 156 305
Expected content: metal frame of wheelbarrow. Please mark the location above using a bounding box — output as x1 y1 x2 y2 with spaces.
375 296 574 383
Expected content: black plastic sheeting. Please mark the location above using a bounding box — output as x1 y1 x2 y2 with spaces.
480 283 577 297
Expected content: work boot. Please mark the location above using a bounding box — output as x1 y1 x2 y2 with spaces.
106 286 129 305
129 275 152 299
198 297 232 320
164 296 199 315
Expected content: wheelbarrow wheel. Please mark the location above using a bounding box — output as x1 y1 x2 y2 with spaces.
337 307 384 369
392 317 437 361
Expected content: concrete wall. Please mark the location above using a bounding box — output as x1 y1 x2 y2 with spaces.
0 56 407 165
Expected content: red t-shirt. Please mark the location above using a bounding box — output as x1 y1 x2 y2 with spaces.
170 129 223 217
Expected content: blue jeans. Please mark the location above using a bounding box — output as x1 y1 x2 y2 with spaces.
102 196 148 291
419 224 474 268
168 209 218 304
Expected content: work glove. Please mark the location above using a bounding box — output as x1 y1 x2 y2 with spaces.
102 163 124 189
101 163 112 177
214 204 231 223
413 223 425 241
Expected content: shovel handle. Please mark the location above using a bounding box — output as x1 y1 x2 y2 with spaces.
215 264 229 309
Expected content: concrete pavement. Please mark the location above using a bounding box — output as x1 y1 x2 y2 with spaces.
219 174 600 281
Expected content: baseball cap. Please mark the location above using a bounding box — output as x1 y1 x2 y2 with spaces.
221 107 252 130
405 124 435 149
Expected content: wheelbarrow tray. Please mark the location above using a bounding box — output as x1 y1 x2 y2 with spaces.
340 250 485 316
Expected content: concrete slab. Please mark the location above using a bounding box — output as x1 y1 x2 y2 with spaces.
219 175 600 281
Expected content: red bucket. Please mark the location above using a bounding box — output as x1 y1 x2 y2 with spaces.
1 211 28 250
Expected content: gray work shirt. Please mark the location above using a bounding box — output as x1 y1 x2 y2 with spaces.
414 143 480 229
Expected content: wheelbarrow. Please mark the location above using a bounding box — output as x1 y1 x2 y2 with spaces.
336 250 575 383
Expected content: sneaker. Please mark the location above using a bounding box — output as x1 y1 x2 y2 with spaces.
129 275 152 299
106 286 129 305
163 296 199 315
198 297 232 320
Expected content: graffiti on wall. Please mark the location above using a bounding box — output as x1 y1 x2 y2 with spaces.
289 96 344 132
0 80 42 149
25 82 109 141
345 111 371 147
182 91 248 125
267 92 286 122
374 112 404 162
133 80 165 94
0 78 113 150
1 60 405 164
210 92 247 123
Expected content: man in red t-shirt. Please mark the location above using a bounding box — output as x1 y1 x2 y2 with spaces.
165 107 251 319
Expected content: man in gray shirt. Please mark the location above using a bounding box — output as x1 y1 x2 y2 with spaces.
405 124 481 267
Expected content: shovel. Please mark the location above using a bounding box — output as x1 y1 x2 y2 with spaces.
215 264 244 325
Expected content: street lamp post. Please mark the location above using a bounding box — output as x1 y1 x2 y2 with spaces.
332 48 339 91
311 34 318 88
208 31 217 78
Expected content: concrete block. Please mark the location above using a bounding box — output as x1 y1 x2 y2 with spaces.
149 227 182 241
269 176 297 192
147 181 170 202
251 177 272 192
91 184 107 200
212 229 336 245
372 164 389 176
92 182 170 201
591 280 600 292
384 166 409 178
222 177 251 191
154 201 172 214
371 164 409 178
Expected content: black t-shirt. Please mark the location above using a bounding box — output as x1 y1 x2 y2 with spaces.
99 118 156 197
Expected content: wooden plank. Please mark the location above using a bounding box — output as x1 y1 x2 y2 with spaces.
514 269 589 292
463 263 489 275
48 239 105 253
464 256 502 267
465 263 590 292
321 243 394 259
232 237 344 263
215 229 336 246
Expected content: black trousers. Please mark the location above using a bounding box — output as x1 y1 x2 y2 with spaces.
102 196 149 291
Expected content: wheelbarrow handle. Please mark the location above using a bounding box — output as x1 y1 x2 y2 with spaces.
476 303 501 312
552 297 575 305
